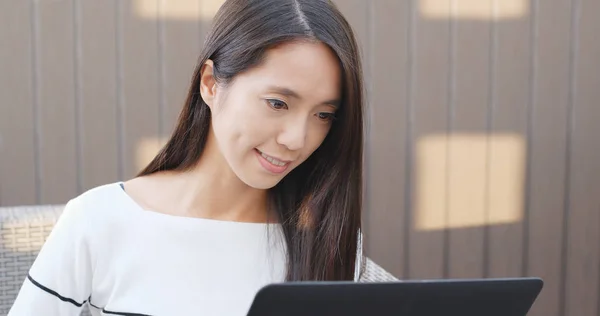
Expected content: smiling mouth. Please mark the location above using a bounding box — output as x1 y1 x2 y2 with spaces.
255 149 290 167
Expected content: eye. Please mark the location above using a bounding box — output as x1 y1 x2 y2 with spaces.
316 112 336 122
266 99 288 110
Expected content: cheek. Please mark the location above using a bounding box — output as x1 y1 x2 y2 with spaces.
214 100 274 151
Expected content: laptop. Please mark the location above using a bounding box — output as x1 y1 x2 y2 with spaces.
246 277 543 316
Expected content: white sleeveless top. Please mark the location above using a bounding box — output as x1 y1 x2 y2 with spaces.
8 182 362 316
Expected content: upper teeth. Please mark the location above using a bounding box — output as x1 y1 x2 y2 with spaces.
261 152 287 166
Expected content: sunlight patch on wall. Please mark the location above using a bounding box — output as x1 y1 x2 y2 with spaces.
415 133 526 231
134 0 224 20
420 0 528 20
136 137 169 173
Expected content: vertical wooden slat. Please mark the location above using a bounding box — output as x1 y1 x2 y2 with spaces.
121 0 160 178
403 0 417 280
564 0 600 315
38 0 78 204
160 0 202 138
74 0 83 194
79 0 119 190
487 0 530 278
367 0 410 277
446 0 492 279
526 0 573 315
409 0 451 279
0 0 37 206
116 0 125 180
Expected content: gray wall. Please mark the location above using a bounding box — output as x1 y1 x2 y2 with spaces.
1 1 599 315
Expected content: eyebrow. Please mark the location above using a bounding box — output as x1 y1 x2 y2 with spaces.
266 85 341 108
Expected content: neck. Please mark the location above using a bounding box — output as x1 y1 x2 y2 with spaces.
151 129 271 223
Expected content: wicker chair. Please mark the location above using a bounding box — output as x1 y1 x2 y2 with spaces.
0 205 397 315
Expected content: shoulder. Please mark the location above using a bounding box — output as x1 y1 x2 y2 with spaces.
59 182 130 230
44 182 135 263
71 181 124 206
24 184 127 296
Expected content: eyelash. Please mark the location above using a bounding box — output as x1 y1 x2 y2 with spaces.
265 99 336 123
317 112 336 122
266 99 288 110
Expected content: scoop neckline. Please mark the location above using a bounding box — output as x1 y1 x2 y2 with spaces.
113 181 282 227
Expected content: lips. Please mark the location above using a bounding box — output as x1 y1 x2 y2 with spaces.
255 149 292 174
257 150 289 166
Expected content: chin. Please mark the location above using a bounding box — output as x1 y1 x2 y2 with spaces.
248 182 280 190
235 170 288 190
242 180 281 190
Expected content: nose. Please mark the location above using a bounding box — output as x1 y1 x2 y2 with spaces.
276 117 308 151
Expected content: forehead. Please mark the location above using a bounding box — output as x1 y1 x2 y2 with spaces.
231 41 342 102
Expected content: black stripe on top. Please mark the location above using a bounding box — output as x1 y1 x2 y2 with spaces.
88 296 153 316
88 297 102 310
28 275 154 316
27 274 87 307
102 310 153 316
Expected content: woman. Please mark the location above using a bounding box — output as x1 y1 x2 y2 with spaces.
9 0 392 315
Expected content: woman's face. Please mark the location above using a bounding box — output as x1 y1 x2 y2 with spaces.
207 41 342 189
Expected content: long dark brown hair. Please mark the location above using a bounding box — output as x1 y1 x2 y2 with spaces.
139 0 364 281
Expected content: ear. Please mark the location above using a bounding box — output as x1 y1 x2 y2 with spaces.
199 59 217 108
